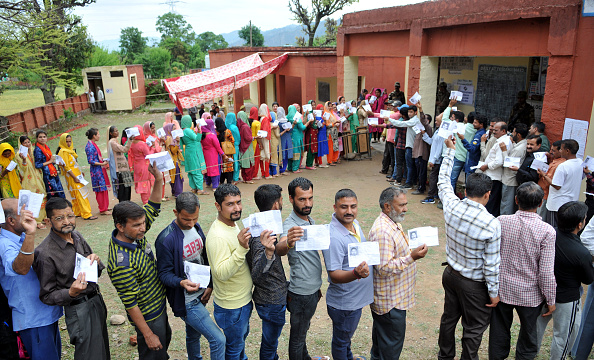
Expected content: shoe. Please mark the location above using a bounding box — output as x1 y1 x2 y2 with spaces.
305 166 315 170
412 190 424 195
437 201 443 209
401 183 413 189
379 170 387 174
386 177 396 182
421 197 435 204
386 174 393 178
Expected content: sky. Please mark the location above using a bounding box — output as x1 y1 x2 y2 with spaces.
74 0 425 43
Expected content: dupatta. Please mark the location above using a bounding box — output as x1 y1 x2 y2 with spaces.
36 142 58 176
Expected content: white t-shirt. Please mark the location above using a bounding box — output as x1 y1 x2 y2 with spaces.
547 158 584 212
182 227 205 302
88 91 95 103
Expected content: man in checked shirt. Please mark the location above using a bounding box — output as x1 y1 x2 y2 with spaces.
488 182 556 360
437 137 501 360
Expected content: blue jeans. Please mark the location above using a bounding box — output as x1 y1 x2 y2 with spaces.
390 146 399 179
450 158 465 191
405 147 417 185
19 321 62 360
572 284 594 359
281 134 292 173
213 301 253 360
327 305 362 360
183 299 226 360
255 303 287 360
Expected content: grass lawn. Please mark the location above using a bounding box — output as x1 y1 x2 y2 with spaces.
0 87 79 116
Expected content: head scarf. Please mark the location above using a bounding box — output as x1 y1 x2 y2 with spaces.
277 107 287 122
36 136 57 176
323 101 337 125
143 121 155 137
132 125 146 142
59 133 77 159
225 113 240 147
249 107 259 121
316 104 324 110
164 123 177 146
201 112 212 121
0 143 21 194
236 111 253 153
215 118 227 143
163 112 174 128
286 105 297 124
180 115 193 130
204 118 215 133
258 104 272 139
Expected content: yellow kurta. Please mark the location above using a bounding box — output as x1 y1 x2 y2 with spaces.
165 137 184 183
58 150 93 219
16 151 47 223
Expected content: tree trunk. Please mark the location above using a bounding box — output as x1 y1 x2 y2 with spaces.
40 81 56 104
308 34 315 46
65 86 76 99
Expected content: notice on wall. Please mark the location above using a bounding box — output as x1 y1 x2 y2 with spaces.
562 118 589 160
440 57 474 72
475 64 528 121
457 85 474 105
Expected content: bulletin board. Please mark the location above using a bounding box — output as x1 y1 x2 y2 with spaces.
475 65 527 121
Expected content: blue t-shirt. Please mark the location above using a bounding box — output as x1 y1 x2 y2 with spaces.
0 229 62 331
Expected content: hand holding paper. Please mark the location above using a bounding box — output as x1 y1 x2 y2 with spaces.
409 92 422 105
241 210 283 238
408 227 439 249
348 242 380 268
184 261 210 288
17 190 44 218
73 253 98 283
296 225 330 251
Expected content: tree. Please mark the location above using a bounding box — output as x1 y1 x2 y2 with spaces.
86 45 121 68
61 21 94 98
160 37 190 68
196 31 228 52
135 47 171 79
119 27 146 63
156 12 195 44
288 0 357 46
188 43 205 69
238 23 264 47
296 18 338 47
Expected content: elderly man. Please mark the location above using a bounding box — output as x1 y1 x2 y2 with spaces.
488 182 556 360
0 199 63 360
438 137 501 360
478 121 509 217
368 187 427 359
34 197 109 360
499 123 528 215
322 189 373 360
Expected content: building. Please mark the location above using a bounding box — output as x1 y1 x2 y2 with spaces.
82 65 146 111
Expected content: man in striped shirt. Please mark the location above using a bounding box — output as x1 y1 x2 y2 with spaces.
107 164 167 360
437 138 501 360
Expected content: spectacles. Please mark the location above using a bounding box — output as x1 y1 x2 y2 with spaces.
52 215 76 222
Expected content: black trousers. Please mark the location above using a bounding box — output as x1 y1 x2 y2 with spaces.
485 180 503 217
427 163 441 199
381 141 395 173
488 301 544 360
415 157 428 192
117 173 131 202
64 293 110 360
395 148 407 183
135 310 171 360
438 266 492 360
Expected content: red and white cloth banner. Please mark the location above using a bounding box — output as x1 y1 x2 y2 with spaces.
163 53 289 110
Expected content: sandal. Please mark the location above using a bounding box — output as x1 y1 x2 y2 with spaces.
197 190 210 195
100 211 112 215
84 216 98 220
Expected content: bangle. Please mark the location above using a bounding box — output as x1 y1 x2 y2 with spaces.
19 250 33 255
352 269 362 279
286 239 294 249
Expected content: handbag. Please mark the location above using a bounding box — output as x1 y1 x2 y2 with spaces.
222 141 236 155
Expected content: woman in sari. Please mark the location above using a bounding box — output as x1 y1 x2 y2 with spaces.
0 143 21 199
304 100 319 170
277 107 291 175
34 130 65 199
201 118 225 190
347 100 360 153
225 113 241 183
84 128 111 215
249 107 264 179
258 104 272 179
237 111 255 183
129 125 155 203
17 136 47 228
163 123 185 197
215 118 235 185
179 115 208 195
107 126 133 202
324 102 340 166
315 104 329 168
288 105 311 173
369 88 388 142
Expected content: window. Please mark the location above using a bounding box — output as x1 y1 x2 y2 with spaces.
130 74 138 93
110 70 124 77
318 81 330 102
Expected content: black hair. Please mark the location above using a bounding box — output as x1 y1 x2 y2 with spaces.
46 197 73 218
552 140 562 149
109 126 117 139
338 96 345 103
215 118 226 143
362 89 368 93
425 114 432 122
85 128 98 140
122 127 130 142
35 130 47 139
491 117 503 124
288 177 313 198
254 184 282 212
526 134 542 145
476 114 489 130
561 139 579 155
465 173 493 198
19 135 30 144
532 122 545 133
175 192 200 214
113 201 145 227
399 107 409 120
272 102 279 107
557 201 587 233
408 105 418 113
498 122 508 132
335 189 357 203
467 112 477 123
452 111 465 123
516 182 544 210
514 123 529 140
214 183 241 205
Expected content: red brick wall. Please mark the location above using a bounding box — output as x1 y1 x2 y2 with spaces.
127 65 147 109
6 94 89 133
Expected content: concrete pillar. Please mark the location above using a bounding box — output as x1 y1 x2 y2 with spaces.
265 74 275 105
404 57 410 100
343 56 359 102
249 81 259 105
580 99 594 200
541 55 574 140
419 57 439 116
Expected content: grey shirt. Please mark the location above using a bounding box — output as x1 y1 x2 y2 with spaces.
283 211 322 296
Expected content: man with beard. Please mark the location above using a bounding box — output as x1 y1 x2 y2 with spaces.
368 187 427 359
275 177 321 360
33 197 109 360
206 183 253 360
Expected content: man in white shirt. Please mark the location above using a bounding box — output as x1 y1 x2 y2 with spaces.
96 86 105 110
543 139 583 227
478 121 508 217
87 90 96 113
499 123 528 215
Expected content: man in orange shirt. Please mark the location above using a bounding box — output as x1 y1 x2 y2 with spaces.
537 140 565 221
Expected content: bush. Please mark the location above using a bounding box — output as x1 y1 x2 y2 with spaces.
145 80 169 104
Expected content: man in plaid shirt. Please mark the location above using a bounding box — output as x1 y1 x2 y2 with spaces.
488 182 556 360
368 187 427 359
437 138 501 360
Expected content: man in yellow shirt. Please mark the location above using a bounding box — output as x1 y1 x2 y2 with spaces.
206 183 253 360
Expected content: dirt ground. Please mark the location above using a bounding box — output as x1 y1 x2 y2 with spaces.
31 112 558 359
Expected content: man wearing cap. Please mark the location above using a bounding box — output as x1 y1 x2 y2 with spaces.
389 82 406 104
509 91 535 129
435 82 450 115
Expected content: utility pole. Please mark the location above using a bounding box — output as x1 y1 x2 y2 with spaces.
250 20 252 47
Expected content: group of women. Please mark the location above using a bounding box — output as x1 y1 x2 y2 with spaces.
0 95 380 216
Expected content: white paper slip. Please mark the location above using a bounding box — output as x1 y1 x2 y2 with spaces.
583 156 594 170
199 118 208 127
76 174 89 186
257 130 268 138
534 152 548 163
409 92 422 105
585 192 594 196
146 136 155 146
368 118 379 126
6 161 17 172
530 160 549 172
452 106 458 112
18 145 28 157
184 261 210 288
313 110 322 117
503 157 521 168
146 151 176 172
307 113 314 121
362 105 372 112
323 112 330 120
412 122 424 134
408 227 439 249
340 116 348 123
17 190 44 218
350 107 357 114
438 121 454 138
348 242 381 268
379 109 392 118
281 122 293 130
369 95 377 104
0 202 5 224
296 225 330 251
470 161 485 171
54 155 65 166
241 210 283 238
316 120 324 129
449 91 463 101
73 253 98 283
337 104 347 112
302 104 312 112
456 123 466 135
171 129 184 139
126 127 140 138
156 128 166 138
